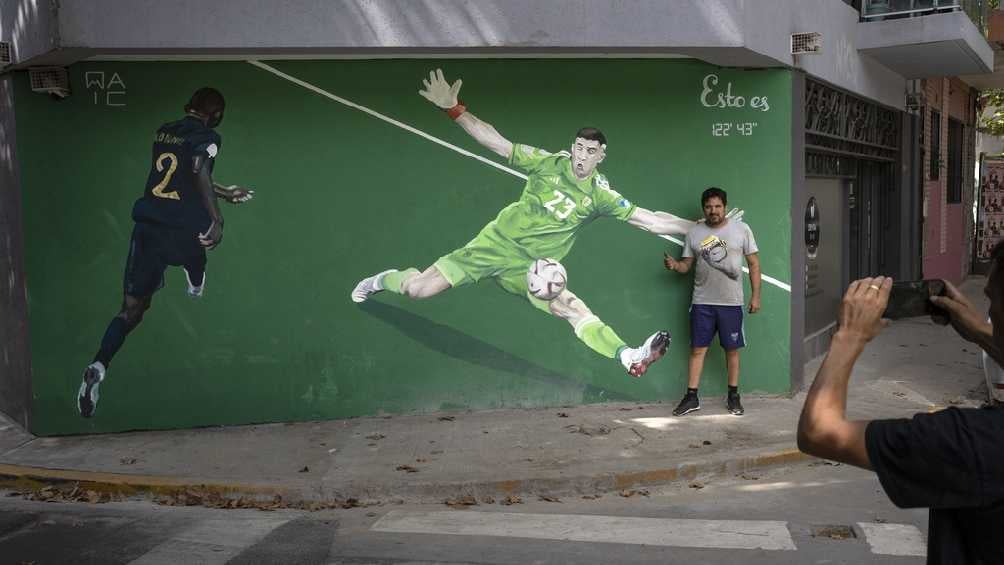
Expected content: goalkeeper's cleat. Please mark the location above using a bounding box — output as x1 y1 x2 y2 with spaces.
620 331 671 378
351 269 397 303
77 362 106 418
184 268 204 299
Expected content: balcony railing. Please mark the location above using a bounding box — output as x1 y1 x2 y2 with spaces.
861 0 992 35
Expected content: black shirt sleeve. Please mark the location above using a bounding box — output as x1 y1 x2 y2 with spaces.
866 407 1004 510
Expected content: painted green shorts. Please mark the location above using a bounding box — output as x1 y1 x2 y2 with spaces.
433 233 551 313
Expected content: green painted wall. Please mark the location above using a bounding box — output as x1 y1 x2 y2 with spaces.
15 60 792 435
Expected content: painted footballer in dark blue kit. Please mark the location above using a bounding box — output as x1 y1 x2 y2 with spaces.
132 116 222 230
77 87 256 419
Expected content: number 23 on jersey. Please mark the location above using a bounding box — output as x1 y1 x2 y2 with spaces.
543 190 576 220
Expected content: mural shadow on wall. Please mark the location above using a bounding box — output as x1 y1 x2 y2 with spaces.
360 301 631 402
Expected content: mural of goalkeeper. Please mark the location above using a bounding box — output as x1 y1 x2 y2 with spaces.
352 69 735 377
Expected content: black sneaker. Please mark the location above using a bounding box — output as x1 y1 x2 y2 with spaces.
727 393 744 416
672 393 701 416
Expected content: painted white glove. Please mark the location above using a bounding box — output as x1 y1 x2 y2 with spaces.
419 68 462 109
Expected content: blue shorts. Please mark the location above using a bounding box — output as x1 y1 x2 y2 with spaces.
690 304 745 350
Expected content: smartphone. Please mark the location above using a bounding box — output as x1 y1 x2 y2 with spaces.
883 279 948 322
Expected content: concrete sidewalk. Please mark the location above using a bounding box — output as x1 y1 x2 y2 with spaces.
0 279 991 506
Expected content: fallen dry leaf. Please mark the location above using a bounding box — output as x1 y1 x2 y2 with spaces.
396 465 419 473
438 416 456 421
581 494 602 500
702 440 712 445
119 457 137 465
689 482 705 490
538 494 561 503
298 466 310 473
481 495 496 504
619 489 650 498
688 443 701 449
557 412 569 417
445 495 478 507
365 433 386 441
500 495 523 505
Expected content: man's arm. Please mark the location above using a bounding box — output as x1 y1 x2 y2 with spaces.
627 207 695 236
194 157 223 249
746 252 761 314
931 281 1003 365
419 68 513 159
664 253 696 274
797 276 893 470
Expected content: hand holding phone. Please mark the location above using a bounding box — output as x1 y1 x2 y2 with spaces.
883 279 948 323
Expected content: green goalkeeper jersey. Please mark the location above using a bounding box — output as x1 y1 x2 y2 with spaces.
475 143 636 262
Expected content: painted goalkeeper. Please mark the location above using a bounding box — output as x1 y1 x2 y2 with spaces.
352 69 733 377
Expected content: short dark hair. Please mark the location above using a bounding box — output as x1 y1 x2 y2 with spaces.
185 87 225 116
574 127 607 147
701 187 728 207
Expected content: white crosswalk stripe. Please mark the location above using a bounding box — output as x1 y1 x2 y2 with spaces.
372 510 928 557
857 522 927 557
372 510 798 551
127 517 290 565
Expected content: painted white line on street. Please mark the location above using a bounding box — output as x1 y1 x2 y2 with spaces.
128 517 289 565
857 522 927 557
371 510 797 551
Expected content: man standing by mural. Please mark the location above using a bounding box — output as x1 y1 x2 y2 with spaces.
77 87 254 418
352 69 733 377
664 187 761 416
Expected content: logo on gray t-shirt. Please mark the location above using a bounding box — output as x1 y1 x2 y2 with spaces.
682 220 758 306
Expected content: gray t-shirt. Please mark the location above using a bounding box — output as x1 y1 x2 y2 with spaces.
682 219 758 306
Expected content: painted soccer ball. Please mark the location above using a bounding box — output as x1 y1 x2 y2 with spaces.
527 258 567 301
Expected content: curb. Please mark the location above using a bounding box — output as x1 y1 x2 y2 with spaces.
0 448 813 506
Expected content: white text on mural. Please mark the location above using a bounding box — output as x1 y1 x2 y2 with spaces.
700 74 769 112
85 72 126 107
712 122 758 137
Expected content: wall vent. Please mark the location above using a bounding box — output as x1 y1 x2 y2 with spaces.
0 42 11 65
791 32 822 55
29 67 70 98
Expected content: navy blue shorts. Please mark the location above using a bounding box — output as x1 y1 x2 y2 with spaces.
690 304 745 350
123 222 206 297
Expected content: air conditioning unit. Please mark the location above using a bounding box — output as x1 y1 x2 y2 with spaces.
791 32 822 55
29 67 70 99
0 42 11 66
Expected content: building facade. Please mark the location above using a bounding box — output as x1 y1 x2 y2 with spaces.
0 0 995 434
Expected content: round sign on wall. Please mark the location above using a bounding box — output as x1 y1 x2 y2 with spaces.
805 197 820 259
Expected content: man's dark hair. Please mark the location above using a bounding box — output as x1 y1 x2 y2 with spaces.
184 87 225 117
575 127 607 147
702 187 728 207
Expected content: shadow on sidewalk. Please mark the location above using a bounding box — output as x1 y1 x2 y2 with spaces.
360 301 631 402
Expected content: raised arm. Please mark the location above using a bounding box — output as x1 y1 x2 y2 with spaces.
419 68 513 159
627 206 695 237
797 276 893 469
455 113 513 159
